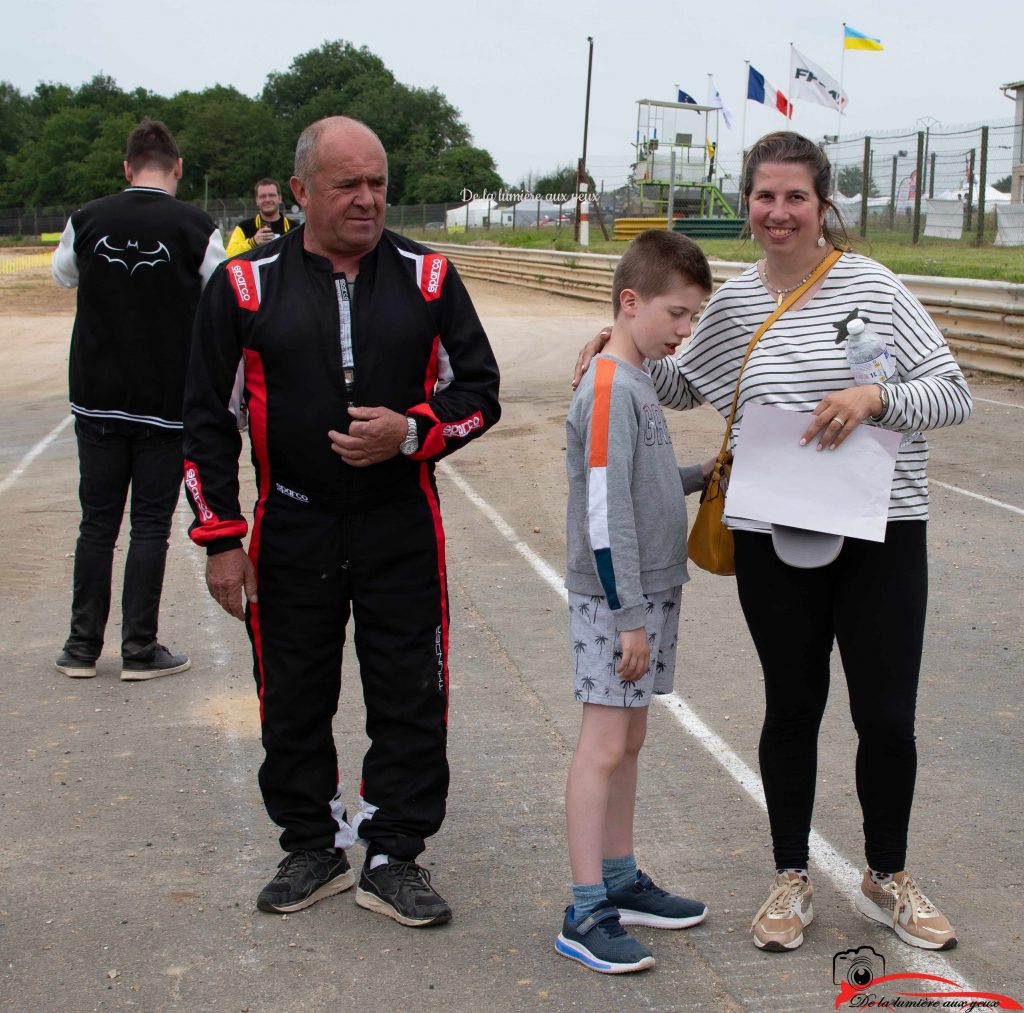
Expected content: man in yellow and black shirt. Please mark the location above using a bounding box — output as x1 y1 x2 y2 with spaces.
225 178 293 257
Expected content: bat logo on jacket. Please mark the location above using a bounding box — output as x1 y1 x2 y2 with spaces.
94 236 172 274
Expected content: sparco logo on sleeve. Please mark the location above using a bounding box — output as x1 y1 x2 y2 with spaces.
228 261 259 311
441 411 483 439
420 254 447 302
183 463 214 521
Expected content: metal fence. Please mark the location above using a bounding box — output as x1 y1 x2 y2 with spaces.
2 118 1019 245
817 120 1022 245
0 198 291 239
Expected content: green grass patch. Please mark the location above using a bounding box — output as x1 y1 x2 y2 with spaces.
400 225 1024 283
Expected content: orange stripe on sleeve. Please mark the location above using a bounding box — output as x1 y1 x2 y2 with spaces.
589 357 617 467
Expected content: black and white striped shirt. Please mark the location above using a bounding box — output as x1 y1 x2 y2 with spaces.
650 252 972 522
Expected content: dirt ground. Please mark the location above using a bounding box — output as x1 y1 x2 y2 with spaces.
1 267 1021 1012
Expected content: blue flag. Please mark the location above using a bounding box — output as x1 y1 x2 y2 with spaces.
677 89 697 104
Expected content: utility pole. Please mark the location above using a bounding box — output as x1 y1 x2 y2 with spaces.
575 36 594 245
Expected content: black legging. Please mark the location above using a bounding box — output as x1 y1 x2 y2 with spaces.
734 521 927 873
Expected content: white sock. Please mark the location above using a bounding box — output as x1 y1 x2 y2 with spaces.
369 853 389 870
869 868 895 886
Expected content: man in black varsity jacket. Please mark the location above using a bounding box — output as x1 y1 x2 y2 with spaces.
53 118 226 681
183 116 500 927
224 178 294 258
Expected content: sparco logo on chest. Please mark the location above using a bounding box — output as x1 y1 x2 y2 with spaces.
230 263 250 301
427 257 443 294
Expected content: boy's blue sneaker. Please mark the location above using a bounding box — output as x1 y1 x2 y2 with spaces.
555 905 655 974
607 870 708 929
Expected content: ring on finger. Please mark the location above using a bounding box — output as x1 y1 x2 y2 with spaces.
833 417 846 426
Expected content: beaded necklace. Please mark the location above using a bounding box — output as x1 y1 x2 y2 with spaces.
759 253 832 307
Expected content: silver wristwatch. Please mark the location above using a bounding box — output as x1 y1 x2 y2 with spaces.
874 382 890 419
400 415 419 456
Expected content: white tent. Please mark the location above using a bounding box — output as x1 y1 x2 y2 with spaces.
445 198 503 231
936 184 1011 205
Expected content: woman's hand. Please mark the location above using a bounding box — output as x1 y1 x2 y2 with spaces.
700 451 730 482
800 385 884 451
571 326 612 390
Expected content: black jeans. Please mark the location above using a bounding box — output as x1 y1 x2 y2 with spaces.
734 522 927 873
64 416 183 661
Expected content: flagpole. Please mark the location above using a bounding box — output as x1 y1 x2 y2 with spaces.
704 73 712 187
741 61 749 163
837 24 846 145
788 44 794 124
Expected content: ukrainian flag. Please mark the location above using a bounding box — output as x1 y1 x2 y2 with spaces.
843 24 884 51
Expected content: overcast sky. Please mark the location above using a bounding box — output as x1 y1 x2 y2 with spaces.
5 0 1021 191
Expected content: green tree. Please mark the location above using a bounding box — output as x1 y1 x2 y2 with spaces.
165 86 288 202
0 82 31 160
521 164 597 201
4 105 121 205
406 146 504 203
993 175 1012 194
262 40 473 203
837 165 879 198
0 40 496 209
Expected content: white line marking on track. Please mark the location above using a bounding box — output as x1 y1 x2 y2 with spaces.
0 414 73 498
932 480 1024 517
440 459 972 990
974 396 1023 410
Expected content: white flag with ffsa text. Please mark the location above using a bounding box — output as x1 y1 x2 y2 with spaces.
790 48 848 113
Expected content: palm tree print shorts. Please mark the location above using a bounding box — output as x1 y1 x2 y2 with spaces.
568 585 681 707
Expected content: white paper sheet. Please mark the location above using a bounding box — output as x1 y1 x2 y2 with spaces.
723 403 903 542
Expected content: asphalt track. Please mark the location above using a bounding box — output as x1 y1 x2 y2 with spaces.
1 277 1021 1012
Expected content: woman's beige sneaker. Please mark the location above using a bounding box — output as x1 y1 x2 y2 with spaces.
855 870 958 950
751 872 814 951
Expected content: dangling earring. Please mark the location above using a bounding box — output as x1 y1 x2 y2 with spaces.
817 230 826 248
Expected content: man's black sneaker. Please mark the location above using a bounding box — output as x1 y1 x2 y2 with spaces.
355 857 452 927
55 650 97 678
121 644 191 681
256 848 355 913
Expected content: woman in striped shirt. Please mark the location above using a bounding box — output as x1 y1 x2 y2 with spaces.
575 131 971 954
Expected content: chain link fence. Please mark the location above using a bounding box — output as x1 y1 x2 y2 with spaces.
3 118 1020 245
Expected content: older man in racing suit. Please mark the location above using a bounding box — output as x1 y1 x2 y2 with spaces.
183 116 500 927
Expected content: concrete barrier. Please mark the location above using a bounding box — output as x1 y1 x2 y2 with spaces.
432 243 1024 380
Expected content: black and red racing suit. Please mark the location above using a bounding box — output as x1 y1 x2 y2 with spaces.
183 226 500 859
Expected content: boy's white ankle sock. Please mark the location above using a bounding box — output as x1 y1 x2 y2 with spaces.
369 853 389 871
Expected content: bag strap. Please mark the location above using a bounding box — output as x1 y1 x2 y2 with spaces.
714 248 844 462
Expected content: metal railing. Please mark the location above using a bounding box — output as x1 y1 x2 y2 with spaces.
430 244 1024 380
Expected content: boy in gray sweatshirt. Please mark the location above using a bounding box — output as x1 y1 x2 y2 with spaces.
557 231 714 974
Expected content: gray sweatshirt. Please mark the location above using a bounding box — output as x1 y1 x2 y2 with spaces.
565 354 704 631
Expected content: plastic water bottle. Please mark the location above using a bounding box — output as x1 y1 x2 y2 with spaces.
845 315 919 446
846 316 895 385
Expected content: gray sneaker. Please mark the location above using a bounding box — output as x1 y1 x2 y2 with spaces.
121 645 191 681
55 650 97 678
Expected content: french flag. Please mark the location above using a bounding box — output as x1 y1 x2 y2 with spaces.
747 65 793 118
